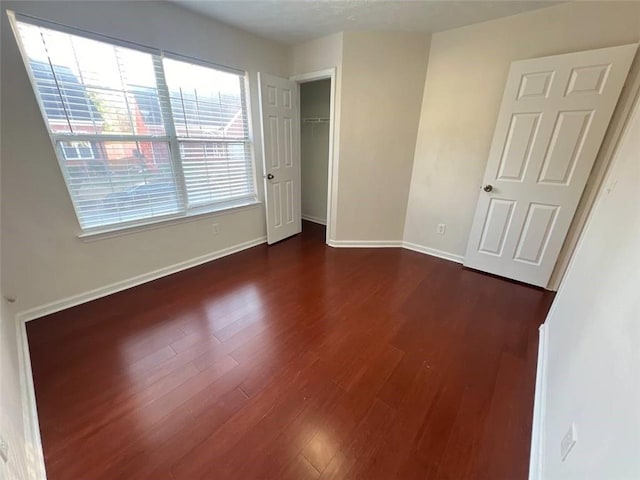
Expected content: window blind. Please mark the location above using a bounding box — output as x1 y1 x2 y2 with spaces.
12 15 256 232
163 58 254 208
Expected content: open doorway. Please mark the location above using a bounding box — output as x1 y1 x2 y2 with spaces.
258 69 336 245
291 68 337 245
299 79 331 232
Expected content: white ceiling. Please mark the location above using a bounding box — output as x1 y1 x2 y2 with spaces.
173 0 562 45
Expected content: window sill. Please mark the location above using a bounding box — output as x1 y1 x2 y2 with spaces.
77 199 262 242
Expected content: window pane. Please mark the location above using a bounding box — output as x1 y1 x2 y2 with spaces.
16 22 165 136
163 58 248 140
61 141 180 228
179 142 254 207
60 141 95 160
62 142 78 159
76 142 94 159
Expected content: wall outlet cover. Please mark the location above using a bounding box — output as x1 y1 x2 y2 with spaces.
561 423 577 461
0 434 8 463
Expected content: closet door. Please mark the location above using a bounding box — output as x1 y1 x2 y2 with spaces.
258 73 301 244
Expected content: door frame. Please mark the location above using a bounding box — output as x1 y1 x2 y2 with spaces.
290 68 339 245
547 48 640 290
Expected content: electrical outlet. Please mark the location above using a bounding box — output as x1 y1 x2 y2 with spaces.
561 424 577 461
211 223 220 235
0 434 8 463
436 223 446 235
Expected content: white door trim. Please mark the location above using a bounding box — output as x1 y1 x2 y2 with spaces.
291 68 339 245
529 322 549 480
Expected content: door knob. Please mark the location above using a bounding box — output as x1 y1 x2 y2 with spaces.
483 184 493 192
267 173 274 180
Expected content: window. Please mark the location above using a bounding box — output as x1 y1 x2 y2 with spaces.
61 141 95 160
12 14 256 232
163 58 254 208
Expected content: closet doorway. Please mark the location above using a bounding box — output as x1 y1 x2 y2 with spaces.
300 79 330 228
291 69 337 244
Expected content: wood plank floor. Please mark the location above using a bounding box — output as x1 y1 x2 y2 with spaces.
27 222 554 480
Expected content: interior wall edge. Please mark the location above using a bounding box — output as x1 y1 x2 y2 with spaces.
397 33 433 238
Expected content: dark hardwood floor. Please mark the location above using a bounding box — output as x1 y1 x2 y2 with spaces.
27 221 554 480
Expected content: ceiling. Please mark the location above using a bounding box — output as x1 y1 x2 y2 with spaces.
173 0 562 45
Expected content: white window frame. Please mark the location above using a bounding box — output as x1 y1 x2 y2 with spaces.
60 141 95 160
8 11 259 238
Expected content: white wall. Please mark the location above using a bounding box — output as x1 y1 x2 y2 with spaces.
300 80 331 224
404 2 640 281
538 93 640 479
1 1 289 314
337 31 430 241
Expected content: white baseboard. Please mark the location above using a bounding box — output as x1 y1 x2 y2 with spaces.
327 239 403 248
302 214 327 226
16 319 47 479
529 322 548 480
17 237 462 323
326 239 465 265
402 241 465 264
16 236 267 323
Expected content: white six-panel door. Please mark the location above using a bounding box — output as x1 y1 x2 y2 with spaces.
258 73 301 244
464 44 637 287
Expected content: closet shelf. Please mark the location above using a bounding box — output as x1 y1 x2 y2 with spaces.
302 117 329 124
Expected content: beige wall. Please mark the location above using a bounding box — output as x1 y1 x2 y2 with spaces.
337 31 430 241
404 1 640 276
540 92 640 480
1 1 289 313
290 33 343 76
300 80 331 224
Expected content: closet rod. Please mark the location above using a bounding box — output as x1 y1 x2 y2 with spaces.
302 117 329 123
